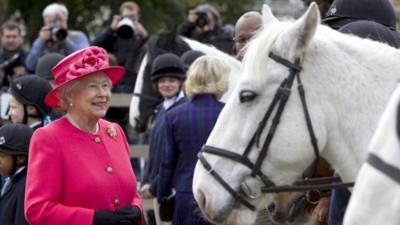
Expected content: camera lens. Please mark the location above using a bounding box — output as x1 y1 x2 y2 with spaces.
52 27 67 40
117 17 135 39
195 11 209 28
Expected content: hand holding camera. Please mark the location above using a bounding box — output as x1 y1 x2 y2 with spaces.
111 14 136 39
186 9 211 32
39 25 68 42
195 10 209 29
110 13 148 39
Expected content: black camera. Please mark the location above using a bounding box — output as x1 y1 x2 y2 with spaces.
51 26 68 41
195 11 209 28
117 16 136 39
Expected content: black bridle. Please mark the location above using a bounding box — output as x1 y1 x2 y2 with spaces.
198 52 354 211
367 153 400 184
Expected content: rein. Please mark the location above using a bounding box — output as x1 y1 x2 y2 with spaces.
198 52 354 211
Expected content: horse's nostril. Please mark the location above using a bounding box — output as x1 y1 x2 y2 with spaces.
267 203 276 214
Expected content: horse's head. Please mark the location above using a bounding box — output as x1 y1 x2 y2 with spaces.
130 29 191 133
193 3 329 224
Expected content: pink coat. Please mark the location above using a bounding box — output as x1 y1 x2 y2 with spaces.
25 117 144 225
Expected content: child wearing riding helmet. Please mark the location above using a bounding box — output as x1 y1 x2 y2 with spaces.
139 53 187 224
0 124 34 225
8 75 53 130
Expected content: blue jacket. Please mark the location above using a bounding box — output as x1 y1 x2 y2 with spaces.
157 94 224 200
142 97 187 195
25 30 89 72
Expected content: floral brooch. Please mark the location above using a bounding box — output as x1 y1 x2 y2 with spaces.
107 124 117 138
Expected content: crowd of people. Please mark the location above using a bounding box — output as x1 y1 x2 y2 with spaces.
0 0 399 225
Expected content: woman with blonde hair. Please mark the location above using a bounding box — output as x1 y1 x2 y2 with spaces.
157 55 229 225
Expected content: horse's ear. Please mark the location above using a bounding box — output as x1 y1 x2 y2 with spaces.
262 4 278 25
287 2 320 52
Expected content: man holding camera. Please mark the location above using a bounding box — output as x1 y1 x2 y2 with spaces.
0 21 28 88
25 3 89 72
92 1 148 93
178 4 234 55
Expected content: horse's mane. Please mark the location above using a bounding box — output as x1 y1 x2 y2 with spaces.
241 22 290 87
242 20 400 89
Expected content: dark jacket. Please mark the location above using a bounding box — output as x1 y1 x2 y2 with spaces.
0 47 28 87
157 94 223 225
142 97 187 195
92 27 147 93
157 94 224 196
0 167 29 225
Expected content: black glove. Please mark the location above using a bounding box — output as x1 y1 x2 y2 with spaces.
93 206 141 225
116 206 141 224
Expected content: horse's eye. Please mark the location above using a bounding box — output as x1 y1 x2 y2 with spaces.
239 90 258 103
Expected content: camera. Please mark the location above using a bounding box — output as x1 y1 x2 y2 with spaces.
51 26 68 41
117 16 136 39
195 11 209 28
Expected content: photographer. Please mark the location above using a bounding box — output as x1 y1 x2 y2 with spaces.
92 1 148 93
0 21 28 89
178 4 234 55
25 3 89 72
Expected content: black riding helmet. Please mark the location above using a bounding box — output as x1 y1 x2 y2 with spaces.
151 53 186 81
339 21 400 48
35 53 65 81
322 0 397 30
0 123 33 155
181 50 205 70
9 75 53 115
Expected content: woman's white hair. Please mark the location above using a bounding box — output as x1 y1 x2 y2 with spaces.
184 55 230 100
42 3 69 20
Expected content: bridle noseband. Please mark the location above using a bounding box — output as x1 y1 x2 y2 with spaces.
198 52 354 210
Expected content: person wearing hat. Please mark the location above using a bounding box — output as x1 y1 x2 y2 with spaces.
0 124 34 225
24 46 144 225
8 75 53 130
157 55 229 225
322 0 397 30
180 50 205 70
139 53 186 225
35 53 65 88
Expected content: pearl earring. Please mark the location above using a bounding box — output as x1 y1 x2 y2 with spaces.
69 102 73 107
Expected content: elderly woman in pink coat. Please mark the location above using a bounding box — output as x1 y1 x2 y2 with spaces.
24 46 144 225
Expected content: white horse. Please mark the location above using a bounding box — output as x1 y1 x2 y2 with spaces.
129 37 241 131
343 84 400 225
192 2 400 225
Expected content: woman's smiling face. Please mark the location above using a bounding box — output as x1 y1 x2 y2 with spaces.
68 72 112 120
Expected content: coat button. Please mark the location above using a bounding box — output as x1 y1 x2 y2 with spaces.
106 166 113 173
94 137 101 143
114 199 120 207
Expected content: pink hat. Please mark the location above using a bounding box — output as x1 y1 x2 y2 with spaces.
45 46 125 108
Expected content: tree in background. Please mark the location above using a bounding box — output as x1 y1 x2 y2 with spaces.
0 0 312 45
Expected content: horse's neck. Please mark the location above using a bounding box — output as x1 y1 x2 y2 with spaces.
307 34 400 182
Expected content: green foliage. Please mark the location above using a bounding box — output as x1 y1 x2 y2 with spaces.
1 0 259 44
